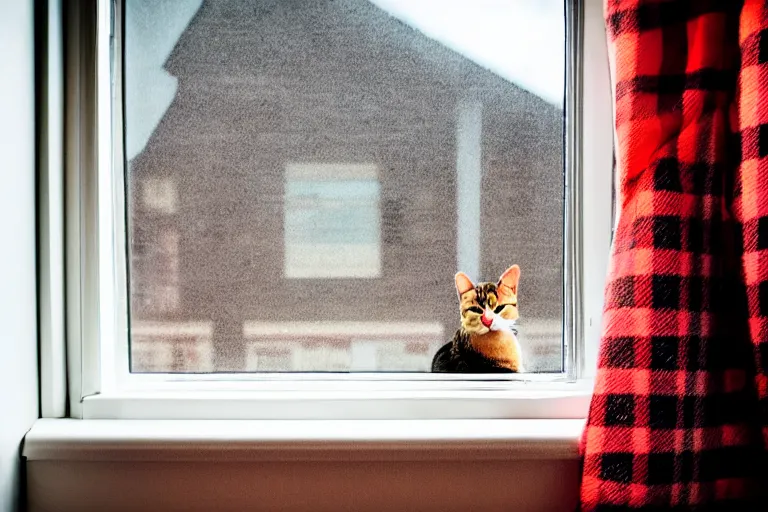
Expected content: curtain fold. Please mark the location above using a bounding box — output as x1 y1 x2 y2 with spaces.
579 1 768 509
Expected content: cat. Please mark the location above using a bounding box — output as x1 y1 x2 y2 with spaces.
431 265 524 373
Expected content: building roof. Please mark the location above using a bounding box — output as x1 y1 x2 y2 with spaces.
161 0 559 109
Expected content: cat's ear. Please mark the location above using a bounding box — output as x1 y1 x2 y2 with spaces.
498 265 520 295
455 272 475 296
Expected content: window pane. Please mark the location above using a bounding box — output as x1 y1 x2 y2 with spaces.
124 0 566 373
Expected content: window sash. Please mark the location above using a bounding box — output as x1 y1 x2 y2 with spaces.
48 0 614 419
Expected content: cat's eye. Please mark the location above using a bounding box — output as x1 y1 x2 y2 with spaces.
466 307 483 315
493 305 506 313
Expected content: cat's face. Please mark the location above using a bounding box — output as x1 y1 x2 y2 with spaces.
455 265 520 335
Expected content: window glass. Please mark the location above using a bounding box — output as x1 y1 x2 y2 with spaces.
125 0 566 373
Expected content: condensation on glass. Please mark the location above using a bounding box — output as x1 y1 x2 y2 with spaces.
124 0 566 373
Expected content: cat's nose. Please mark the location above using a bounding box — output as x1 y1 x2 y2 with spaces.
481 310 493 328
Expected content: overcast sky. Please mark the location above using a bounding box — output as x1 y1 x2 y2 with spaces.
370 0 564 105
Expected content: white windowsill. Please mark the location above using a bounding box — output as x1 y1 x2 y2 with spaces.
25 418 585 511
24 418 585 462
79 391 592 420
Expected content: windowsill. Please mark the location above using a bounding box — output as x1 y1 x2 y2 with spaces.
24 418 584 462
76 380 595 420
24 418 584 511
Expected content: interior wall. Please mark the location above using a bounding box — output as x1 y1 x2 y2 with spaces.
27 458 580 512
0 0 40 510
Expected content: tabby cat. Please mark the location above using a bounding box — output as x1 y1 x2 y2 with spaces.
431 265 524 373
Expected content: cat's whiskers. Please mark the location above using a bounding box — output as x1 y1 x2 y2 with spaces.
488 314 516 333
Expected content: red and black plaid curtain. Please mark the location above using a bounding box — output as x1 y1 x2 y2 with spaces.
579 1 768 510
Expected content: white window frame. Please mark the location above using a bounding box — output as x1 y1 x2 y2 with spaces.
39 0 613 420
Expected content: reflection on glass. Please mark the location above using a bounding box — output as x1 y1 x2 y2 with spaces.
125 0 566 373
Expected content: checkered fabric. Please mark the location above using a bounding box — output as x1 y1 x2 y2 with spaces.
579 1 768 510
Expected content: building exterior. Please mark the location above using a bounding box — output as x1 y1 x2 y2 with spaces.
127 0 565 373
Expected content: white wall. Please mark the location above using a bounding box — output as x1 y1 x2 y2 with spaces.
0 0 41 510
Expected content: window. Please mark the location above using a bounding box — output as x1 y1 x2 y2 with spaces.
141 177 177 214
284 163 382 279
52 0 613 419
131 227 180 313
